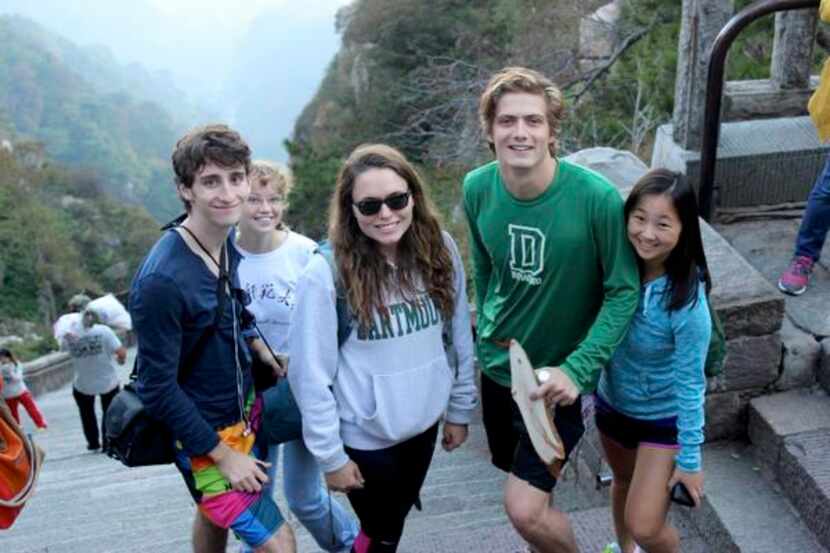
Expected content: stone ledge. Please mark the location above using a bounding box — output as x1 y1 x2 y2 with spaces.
779 429 830 550
747 389 830 472
683 441 826 553
707 334 782 394
723 77 818 121
23 351 73 397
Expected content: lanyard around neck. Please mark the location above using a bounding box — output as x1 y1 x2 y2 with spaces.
180 224 228 277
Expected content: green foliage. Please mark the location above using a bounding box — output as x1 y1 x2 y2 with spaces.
0 147 159 329
13 335 59 362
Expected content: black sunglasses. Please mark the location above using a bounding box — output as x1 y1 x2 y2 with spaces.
352 191 411 217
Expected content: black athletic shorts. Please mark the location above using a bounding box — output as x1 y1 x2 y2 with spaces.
594 393 679 450
480 372 585 493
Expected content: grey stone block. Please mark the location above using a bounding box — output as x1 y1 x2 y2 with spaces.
777 318 820 390
705 390 750 441
563 147 648 190
748 389 830 472
702 221 785 338
653 118 830 208
779 430 830 549
683 442 826 553
713 334 782 393
23 351 74 397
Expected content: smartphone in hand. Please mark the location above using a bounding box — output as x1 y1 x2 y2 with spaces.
670 481 696 507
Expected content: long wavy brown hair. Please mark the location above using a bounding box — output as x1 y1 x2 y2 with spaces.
329 144 455 328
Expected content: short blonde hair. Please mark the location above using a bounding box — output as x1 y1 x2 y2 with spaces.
479 67 565 157
249 160 293 199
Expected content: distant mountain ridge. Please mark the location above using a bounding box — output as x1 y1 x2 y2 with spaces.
0 15 207 220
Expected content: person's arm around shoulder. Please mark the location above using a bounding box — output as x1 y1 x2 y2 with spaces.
287 255 363 492
668 286 712 507
557 186 640 397
441 232 478 452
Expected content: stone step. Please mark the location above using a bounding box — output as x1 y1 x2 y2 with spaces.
682 441 826 552
778 429 830 549
748 388 830 473
747 385 830 550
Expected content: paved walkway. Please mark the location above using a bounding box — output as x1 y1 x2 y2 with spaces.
0 348 628 553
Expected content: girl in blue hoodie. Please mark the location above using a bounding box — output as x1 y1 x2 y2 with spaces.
288 144 477 553
597 169 712 553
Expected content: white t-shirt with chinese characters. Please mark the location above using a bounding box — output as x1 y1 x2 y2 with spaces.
235 231 317 354
68 324 122 395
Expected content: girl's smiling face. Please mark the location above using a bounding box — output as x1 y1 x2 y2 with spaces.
627 193 682 270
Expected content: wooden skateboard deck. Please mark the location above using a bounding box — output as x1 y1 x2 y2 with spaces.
509 339 566 478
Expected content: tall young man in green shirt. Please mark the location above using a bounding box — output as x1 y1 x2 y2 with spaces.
463 67 639 553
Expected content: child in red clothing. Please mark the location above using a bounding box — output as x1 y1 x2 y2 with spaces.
0 348 47 429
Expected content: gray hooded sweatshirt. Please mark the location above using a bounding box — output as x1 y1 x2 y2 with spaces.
288 232 478 473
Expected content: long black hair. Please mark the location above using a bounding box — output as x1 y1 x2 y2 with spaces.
624 168 712 311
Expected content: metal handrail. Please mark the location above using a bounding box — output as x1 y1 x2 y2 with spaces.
698 0 820 221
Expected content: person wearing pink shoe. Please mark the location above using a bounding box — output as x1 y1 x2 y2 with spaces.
778 0 830 296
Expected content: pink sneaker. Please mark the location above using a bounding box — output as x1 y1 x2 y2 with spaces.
778 256 814 295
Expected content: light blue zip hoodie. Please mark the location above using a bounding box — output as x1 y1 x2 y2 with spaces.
597 274 711 472
288 232 478 473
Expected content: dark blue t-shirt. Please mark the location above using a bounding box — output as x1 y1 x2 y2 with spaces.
129 229 253 456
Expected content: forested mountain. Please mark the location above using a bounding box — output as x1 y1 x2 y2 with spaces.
0 15 196 221
0 139 160 357
285 0 811 241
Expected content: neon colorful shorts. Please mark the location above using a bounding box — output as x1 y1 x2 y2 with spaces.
174 396 285 548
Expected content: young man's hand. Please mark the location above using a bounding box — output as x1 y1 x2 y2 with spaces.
529 366 579 406
209 443 270 493
441 422 468 452
325 460 365 493
249 338 288 377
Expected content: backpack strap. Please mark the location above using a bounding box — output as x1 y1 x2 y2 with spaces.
316 240 353 348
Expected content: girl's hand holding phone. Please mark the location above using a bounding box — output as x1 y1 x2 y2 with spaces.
668 468 703 507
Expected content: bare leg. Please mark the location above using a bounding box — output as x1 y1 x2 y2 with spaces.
192 511 228 553
625 446 679 553
504 474 579 553
255 523 296 553
599 433 638 553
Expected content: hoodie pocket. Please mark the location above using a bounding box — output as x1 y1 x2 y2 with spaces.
360 357 452 443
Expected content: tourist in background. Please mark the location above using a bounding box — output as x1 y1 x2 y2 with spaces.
597 169 711 553
63 307 126 451
777 0 830 295
0 347 48 431
288 144 477 553
235 160 358 553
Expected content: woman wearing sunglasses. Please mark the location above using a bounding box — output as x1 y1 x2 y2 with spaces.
288 144 478 553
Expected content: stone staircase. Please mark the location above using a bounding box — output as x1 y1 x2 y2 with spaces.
6 208 830 552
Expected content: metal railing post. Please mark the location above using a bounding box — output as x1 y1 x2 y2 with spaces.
698 0 819 221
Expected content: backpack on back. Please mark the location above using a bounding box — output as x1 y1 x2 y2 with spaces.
704 300 726 378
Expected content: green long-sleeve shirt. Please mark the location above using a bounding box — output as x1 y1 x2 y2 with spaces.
462 159 639 392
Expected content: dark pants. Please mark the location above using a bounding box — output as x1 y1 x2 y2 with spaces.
345 422 439 553
796 152 830 261
72 385 120 449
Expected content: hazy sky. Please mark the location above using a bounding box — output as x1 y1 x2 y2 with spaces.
0 0 352 160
